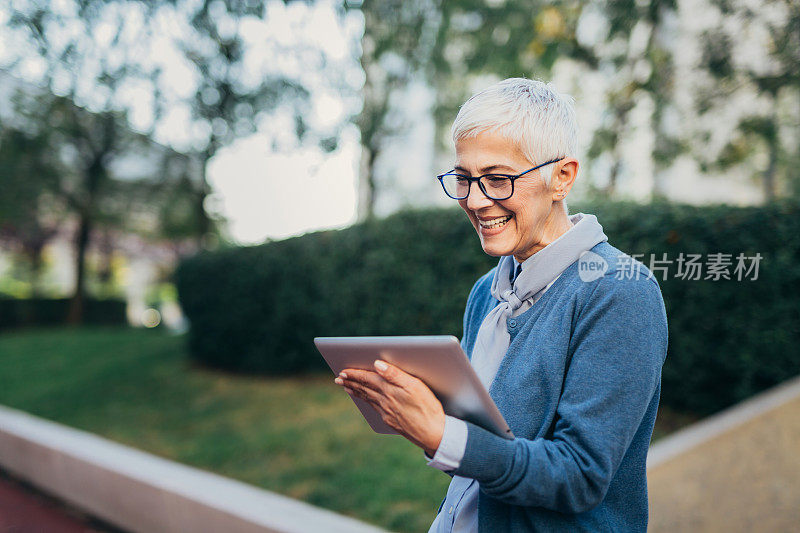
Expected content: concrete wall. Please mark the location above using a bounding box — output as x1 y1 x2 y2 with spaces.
0 405 387 533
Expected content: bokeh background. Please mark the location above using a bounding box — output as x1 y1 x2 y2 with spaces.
0 0 798 531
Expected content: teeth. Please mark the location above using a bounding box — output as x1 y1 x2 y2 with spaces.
479 215 512 228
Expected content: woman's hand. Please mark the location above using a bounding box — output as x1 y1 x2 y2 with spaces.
334 360 446 456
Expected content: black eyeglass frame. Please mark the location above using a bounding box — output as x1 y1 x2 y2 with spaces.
436 157 566 201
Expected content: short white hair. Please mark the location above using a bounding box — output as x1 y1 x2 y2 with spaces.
451 78 578 193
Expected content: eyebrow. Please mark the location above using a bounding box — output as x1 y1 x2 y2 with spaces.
453 164 519 174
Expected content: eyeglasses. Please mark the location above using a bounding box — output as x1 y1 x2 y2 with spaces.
436 157 565 201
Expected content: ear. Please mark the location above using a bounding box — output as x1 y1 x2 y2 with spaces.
552 158 578 200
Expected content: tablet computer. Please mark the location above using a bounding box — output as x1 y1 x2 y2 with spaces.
314 335 514 440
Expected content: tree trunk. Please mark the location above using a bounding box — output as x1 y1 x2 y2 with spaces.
764 136 777 202
97 229 114 295
196 151 213 248
66 210 91 324
605 156 622 196
358 145 378 221
28 244 44 298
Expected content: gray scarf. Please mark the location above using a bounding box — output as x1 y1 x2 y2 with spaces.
471 213 608 391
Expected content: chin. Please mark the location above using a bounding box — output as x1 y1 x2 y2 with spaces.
472 215 521 257
479 238 514 258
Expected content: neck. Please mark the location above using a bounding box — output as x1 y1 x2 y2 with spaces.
513 206 574 262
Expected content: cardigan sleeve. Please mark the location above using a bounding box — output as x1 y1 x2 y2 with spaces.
451 273 668 513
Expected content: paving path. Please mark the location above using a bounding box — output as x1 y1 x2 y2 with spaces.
648 377 800 532
0 472 115 533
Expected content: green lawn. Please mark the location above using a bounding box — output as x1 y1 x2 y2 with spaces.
0 327 696 532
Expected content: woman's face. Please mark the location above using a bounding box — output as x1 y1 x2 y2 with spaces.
455 131 566 262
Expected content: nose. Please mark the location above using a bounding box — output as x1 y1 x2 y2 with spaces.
465 181 494 211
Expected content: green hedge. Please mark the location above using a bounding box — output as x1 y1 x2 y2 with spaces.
175 200 800 415
0 298 127 330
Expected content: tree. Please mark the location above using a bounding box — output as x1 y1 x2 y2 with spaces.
343 0 440 219
163 0 325 236
696 0 799 201
350 1 595 218
4 0 190 321
0 93 65 296
428 2 596 140
351 0 693 203
583 0 682 197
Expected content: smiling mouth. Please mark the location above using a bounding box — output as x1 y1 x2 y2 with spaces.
478 215 512 229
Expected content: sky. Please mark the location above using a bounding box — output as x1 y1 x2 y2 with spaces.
158 0 367 244
207 128 360 243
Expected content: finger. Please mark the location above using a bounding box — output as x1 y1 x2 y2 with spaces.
345 382 386 407
339 368 385 392
344 386 381 409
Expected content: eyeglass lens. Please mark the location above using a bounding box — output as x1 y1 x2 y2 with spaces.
440 174 513 200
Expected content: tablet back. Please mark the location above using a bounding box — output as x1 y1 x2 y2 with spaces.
314 335 514 440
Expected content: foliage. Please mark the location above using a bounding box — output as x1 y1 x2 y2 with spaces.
176 200 800 415
176 207 493 373
0 298 126 330
0 117 65 295
168 0 323 242
426 0 595 140
347 0 441 218
351 0 684 208
693 0 799 199
588 199 800 413
1 0 337 317
3 1 197 321
350 0 583 217
352 0 798 207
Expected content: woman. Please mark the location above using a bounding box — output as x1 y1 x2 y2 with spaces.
335 78 668 532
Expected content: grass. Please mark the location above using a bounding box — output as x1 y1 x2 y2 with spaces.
0 326 697 532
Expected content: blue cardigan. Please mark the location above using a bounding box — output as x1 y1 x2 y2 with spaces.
451 241 668 531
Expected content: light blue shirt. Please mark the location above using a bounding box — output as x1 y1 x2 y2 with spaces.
426 255 562 533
